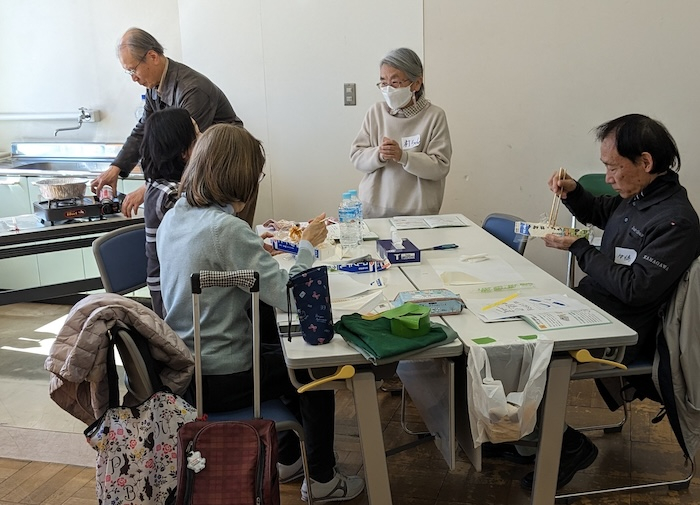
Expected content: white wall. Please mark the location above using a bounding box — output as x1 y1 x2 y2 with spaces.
0 0 182 147
425 0 700 281
178 0 423 221
2 0 699 281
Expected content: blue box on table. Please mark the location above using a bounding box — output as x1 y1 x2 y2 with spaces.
376 239 421 264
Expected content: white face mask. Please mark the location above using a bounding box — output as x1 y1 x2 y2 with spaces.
381 85 413 110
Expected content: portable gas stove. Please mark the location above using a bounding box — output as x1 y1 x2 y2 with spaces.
33 195 123 226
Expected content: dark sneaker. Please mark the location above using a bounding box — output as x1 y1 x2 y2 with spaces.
520 428 598 490
481 442 535 465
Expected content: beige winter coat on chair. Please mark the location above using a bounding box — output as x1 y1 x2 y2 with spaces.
45 293 194 425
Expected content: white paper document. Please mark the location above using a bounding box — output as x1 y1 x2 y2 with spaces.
464 293 610 329
430 257 525 285
389 215 469 230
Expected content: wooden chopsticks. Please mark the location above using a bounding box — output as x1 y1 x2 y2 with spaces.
548 167 566 228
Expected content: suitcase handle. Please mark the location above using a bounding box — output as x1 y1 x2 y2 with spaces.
191 270 260 293
190 270 261 418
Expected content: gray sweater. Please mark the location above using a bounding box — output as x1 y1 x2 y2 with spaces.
157 198 314 375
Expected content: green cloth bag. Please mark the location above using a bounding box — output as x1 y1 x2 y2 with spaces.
334 313 458 365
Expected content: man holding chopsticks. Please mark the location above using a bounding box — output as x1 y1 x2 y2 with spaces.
523 114 700 491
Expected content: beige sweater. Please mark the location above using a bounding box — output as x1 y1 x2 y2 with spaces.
350 99 452 218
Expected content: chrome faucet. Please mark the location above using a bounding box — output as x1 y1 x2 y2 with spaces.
54 108 91 136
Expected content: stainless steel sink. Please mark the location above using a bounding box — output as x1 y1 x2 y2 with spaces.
11 161 110 174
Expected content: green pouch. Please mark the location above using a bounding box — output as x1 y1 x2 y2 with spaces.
373 303 431 338
334 310 456 364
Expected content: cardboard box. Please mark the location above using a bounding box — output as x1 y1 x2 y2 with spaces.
376 239 421 264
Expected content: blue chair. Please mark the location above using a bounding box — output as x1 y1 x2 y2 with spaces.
92 223 147 295
482 213 527 255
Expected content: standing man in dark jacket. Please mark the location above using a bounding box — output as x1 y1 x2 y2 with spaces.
522 113 700 491
90 28 258 225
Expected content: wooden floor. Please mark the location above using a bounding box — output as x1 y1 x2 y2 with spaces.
1 380 698 505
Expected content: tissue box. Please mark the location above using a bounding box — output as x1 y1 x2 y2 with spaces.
393 289 465 315
376 239 421 264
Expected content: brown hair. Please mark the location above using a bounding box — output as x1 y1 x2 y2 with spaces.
180 124 265 207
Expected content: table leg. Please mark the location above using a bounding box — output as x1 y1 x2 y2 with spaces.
351 370 393 505
530 356 573 505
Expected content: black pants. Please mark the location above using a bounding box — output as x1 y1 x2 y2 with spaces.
189 301 336 482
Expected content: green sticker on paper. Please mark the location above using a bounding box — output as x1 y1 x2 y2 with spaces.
472 337 496 345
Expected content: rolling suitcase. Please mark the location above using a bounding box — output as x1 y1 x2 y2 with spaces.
176 270 280 505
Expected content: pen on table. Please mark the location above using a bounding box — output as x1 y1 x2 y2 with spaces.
420 243 459 251
481 292 519 311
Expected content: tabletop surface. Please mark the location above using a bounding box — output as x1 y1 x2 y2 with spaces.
280 214 637 368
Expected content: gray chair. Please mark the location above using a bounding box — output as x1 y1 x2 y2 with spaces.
482 212 528 255
555 359 694 502
557 259 700 501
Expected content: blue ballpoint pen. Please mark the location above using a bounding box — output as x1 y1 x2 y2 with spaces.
420 243 459 251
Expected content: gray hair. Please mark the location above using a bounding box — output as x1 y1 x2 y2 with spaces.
380 48 424 98
118 27 164 59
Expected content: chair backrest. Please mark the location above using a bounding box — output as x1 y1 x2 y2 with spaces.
482 212 527 255
567 174 617 286
93 223 147 294
578 173 617 197
112 325 164 404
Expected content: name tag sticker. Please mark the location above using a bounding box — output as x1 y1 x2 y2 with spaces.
614 247 637 266
401 134 421 150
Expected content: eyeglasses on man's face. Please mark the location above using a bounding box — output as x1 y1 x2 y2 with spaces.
124 52 148 76
376 79 411 89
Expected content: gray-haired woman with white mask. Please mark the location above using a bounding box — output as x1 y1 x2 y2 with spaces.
350 47 452 218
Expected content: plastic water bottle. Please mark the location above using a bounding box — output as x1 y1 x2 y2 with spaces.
348 189 364 240
134 94 146 119
338 192 361 252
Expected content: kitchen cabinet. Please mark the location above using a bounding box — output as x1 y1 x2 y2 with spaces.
0 177 39 289
0 176 32 218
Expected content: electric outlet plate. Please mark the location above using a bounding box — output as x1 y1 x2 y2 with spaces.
344 83 356 106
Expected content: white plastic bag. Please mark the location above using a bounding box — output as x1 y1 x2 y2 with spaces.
467 337 553 446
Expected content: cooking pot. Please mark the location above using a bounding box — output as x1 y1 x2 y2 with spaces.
33 178 88 200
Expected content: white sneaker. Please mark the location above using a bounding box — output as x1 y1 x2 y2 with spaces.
301 470 365 502
278 456 304 483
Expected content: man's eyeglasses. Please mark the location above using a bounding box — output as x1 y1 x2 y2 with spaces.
376 79 411 89
258 171 266 183
124 53 148 76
